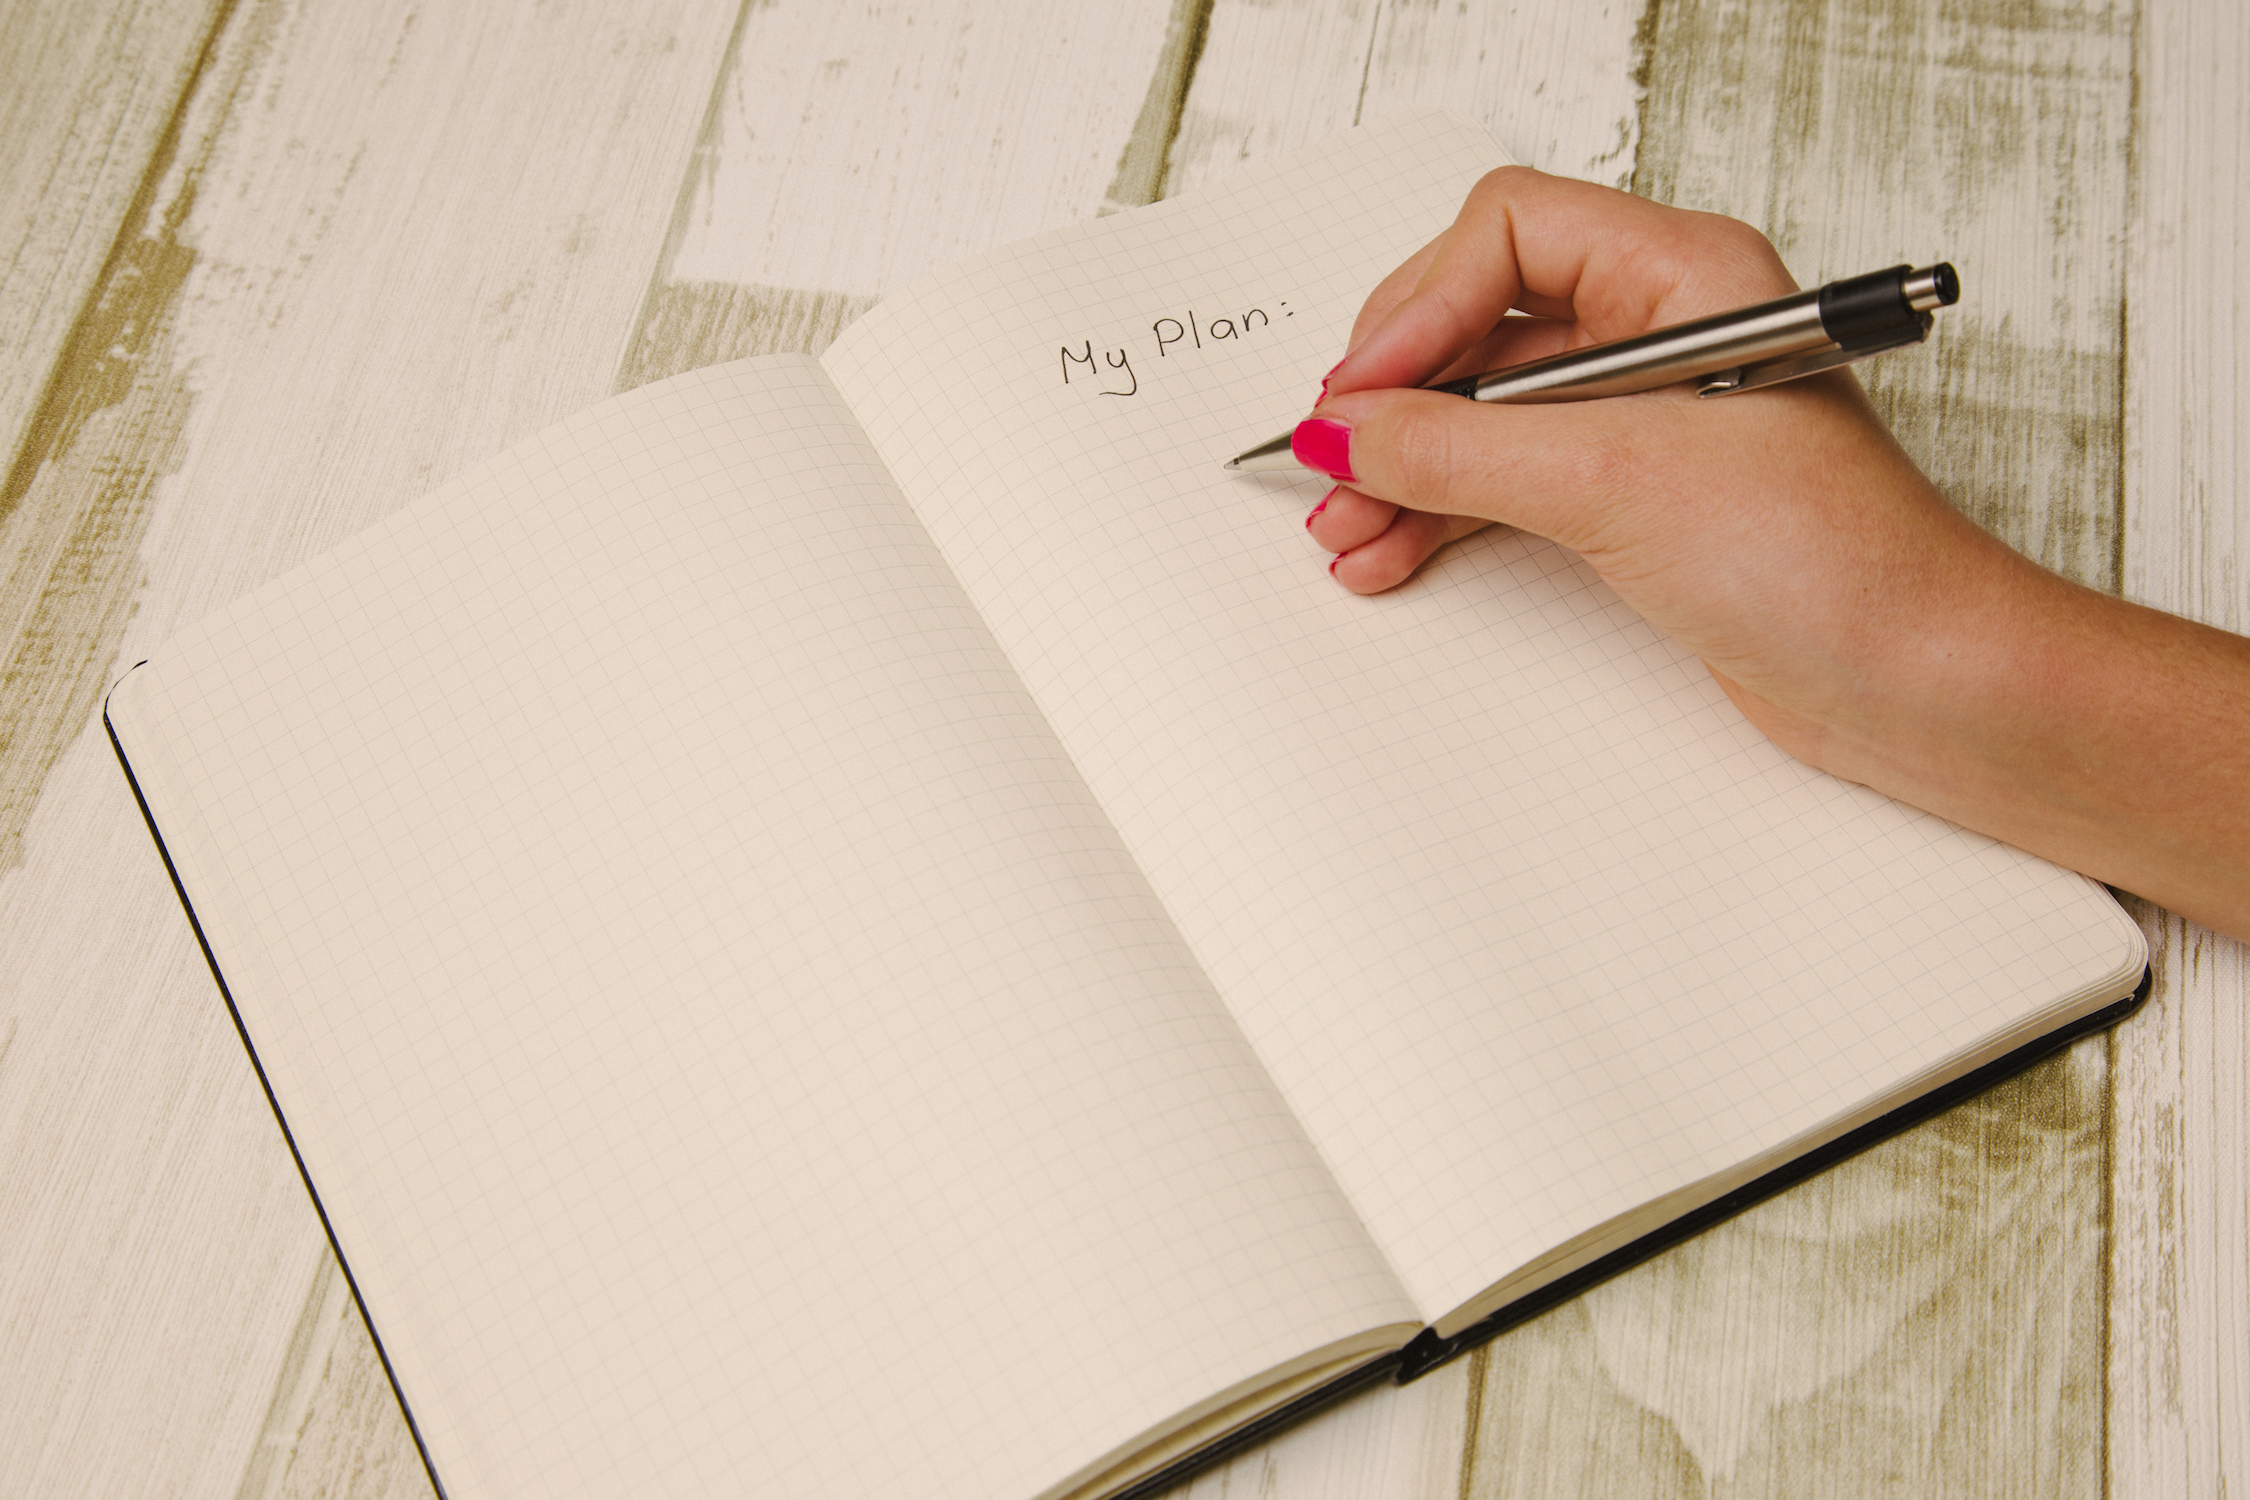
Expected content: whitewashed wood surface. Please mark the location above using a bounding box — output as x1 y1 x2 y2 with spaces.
0 2 2241 1496
2112 0 2250 1492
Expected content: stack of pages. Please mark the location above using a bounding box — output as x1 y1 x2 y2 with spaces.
107 112 2146 1500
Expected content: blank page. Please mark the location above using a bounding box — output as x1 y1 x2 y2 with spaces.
107 359 1417 1500
823 112 2148 1323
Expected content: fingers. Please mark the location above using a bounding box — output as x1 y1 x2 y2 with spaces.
1302 485 1495 596
1325 165 1797 401
1342 232 1446 358
1303 484 1397 552
1319 502 1493 595
1340 307 1582 397
1325 174 1530 395
1305 483 1494 566
1426 314 1578 386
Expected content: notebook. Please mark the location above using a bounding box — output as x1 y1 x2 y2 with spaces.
104 111 2147 1500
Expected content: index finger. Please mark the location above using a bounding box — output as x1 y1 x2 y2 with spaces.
1345 231 1444 353
1335 235 1574 393
1324 165 1797 399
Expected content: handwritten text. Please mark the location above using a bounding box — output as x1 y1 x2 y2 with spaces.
1059 302 1293 398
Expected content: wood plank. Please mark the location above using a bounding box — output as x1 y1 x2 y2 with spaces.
2109 0 2250 1491
2119 2 2250 632
0 0 229 871
0 3 744 1494
618 0 1194 390
1164 1368 1473 1500
1166 0 1645 196
234 1256 428 1500
2110 910 2250 1498
0 0 225 523
1462 1054 2108 1498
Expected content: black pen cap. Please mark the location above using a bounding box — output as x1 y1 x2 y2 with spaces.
1819 266 1917 346
1819 263 1958 348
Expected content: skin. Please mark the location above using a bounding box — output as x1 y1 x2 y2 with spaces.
1300 165 2250 942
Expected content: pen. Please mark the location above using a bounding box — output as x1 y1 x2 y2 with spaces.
1223 262 1960 472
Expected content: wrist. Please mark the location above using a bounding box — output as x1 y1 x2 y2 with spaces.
1818 534 2072 813
1809 550 2250 935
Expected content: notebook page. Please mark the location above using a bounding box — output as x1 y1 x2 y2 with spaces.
106 358 1417 1500
823 112 2147 1323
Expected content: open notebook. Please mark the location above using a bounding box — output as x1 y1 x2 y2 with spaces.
107 112 2146 1500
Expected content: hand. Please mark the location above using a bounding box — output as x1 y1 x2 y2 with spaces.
1301 166 2024 786
1297 166 2250 940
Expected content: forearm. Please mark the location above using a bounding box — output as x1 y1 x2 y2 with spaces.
1804 551 2250 939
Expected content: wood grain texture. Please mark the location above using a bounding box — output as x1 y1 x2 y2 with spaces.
618 0 1201 390
234 1256 428 1500
0 0 235 871
0 2 744 1494
1164 1367 1475 1500
2111 910 2250 1498
1166 0 1646 196
0 0 225 519
1633 0 2135 591
2121 0 2250 632
2110 1 2250 1492
1462 1052 2108 1498
662 1 1190 288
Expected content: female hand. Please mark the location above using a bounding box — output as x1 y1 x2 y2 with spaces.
1299 166 2250 940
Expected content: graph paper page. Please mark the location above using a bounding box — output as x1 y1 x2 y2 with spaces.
106 359 1417 1500
824 111 2148 1323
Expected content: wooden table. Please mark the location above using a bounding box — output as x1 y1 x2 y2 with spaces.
2 2 2242 1494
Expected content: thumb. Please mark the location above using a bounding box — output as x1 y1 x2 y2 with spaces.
1293 386 1676 561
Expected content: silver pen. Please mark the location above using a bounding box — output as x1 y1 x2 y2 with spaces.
1224 263 1960 472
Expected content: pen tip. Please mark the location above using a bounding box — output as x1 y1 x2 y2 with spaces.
1226 431 1302 473
1222 459 1241 472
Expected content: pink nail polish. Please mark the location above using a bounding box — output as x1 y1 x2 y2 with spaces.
1304 486 1336 529
1317 358 1345 401
1328 553 1344 576
1292 418 1355 483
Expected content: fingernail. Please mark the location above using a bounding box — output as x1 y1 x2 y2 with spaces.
1328 553 1344 577
1292 418 1355 482
1304 486 1336 529
1317 358 1345 401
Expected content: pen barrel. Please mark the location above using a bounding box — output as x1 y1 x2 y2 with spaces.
1449 290 1828 403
